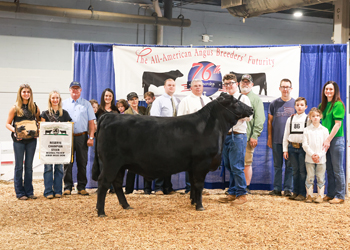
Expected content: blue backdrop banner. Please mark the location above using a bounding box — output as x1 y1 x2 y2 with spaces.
73 43 347 191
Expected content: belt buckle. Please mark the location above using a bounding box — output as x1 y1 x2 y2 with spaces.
291 142 300 149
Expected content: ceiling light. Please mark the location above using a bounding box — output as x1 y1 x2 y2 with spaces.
293 11 303 17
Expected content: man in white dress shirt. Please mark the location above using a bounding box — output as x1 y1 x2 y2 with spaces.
177 79 211 193
150 79 180 195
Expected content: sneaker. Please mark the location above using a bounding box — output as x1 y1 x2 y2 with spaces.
289 193 298 200
46 195 54 199
55 194 62 198
155 190 164 195
218 195 236 203
294 194 306 201
305 195 313 203
18 196 28 200
78 190 89 196
63 190 71 195
329 198 344 204
269 190 282 196
231 195 247 205
313 195 323 203
28 195 37 199
284 190 292 197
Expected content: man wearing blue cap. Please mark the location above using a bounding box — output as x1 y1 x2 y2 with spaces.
62 81 96 196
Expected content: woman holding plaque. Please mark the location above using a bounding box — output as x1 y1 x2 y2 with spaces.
41 90 72 199
6 84 40 200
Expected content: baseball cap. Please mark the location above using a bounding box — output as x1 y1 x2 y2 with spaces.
127 92 138 100
69 81 81 88
241 74 253 82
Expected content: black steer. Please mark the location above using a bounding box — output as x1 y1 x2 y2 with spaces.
230 71 267 96
92 92 253 217
142 70 183 94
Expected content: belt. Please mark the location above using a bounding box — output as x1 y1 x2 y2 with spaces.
74 131 88 137
227 131 243 135
289 142 302 148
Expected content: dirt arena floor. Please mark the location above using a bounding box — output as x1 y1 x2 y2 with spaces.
1 180 350 249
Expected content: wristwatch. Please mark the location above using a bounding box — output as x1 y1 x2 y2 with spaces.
89 137 94 140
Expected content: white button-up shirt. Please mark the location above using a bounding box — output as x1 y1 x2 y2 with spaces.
302 123 329 164
177 93 211 116
282 113 311 152
229 92 252 134
150 93 179 117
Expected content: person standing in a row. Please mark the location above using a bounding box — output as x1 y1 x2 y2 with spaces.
124 92 146 194
6 84 40 200
320 81 345 204
41 91 72 199
62 81 95 196
177 79 211 194
150 79 179 195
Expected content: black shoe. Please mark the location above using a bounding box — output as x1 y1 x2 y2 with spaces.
124 191 133 194
284 190 292 197
144 190 151 195
269 190 282 196
109 189 115 194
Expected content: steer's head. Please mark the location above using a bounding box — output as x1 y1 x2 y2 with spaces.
216 92 254 124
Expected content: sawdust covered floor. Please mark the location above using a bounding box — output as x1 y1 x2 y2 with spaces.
1 180 350 249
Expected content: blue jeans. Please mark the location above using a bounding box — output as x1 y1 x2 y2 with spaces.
222 133 247 197
13 139 37 198
326 136 345 199
305 162 326 189
288 144 306 196
272 143 293 192
44 164 63 197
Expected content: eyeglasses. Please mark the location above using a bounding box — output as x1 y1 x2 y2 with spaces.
223 81 237 87
280 86 291 90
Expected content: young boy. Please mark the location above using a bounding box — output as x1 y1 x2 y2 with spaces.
144 91 155 116
302 108 329 203
282 97 310 201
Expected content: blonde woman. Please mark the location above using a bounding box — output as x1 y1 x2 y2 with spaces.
6 84 40 200
41 91 72 199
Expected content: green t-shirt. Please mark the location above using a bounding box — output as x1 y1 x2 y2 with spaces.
321 101 345 137
246 91 265 141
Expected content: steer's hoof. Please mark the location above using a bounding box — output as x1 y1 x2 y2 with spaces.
196 207 205 211
98 214 106 217
124 206 134 210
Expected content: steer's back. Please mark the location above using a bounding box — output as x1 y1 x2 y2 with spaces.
97 112 222 179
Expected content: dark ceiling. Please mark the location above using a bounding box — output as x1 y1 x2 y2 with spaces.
169 1 334 19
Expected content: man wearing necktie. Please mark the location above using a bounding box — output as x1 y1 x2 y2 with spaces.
150 78 180 195
177 79 212 194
